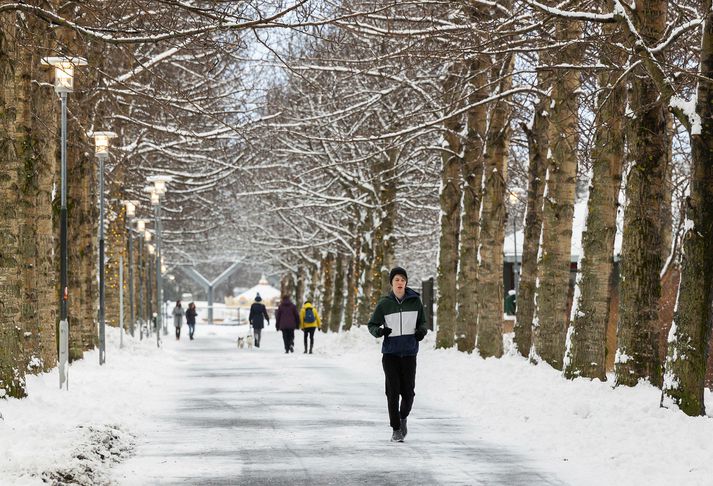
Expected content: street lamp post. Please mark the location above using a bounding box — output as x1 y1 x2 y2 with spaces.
147 242 157 347
136 220 147 339
147 176 171 339
123 201 140 337
42 56 87 388
509 190 524 297
92 131 117 366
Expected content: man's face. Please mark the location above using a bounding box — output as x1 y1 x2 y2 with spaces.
392 275 407 295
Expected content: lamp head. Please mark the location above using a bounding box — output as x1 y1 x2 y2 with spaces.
122 200 138 219
41 57 87 93
147 175 172 196
148 243 155 255
91 131 117 159
136 219 146 232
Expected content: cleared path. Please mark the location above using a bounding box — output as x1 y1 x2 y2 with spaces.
111 327 565 485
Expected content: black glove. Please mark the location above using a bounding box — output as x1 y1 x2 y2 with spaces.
378 326 392 338
414 329 426 342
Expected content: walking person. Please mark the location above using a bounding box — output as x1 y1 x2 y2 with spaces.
299 299 321 354
368 267 428 442
172 300 185 340
186 302 198 340
249 293 270 348
275 294 299 353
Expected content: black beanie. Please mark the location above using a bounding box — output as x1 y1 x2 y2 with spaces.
389 266 408 284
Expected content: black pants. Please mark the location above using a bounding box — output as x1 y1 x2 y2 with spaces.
382 354 417 430
303 327 316 351
253 327 262 347
281 329 295 352
175 325 181 340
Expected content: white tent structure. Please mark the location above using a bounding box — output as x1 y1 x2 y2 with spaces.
233 275 281 308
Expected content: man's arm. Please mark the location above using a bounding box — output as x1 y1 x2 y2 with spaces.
415 300 428 341
367 303 386 337
417 299 427 331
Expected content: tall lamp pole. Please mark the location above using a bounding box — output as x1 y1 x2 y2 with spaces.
136 220 148 339
147 242 157 346
147 176 171 338
123 201 140 337
509 190 524 297
42 56 87 388
92 131 117 365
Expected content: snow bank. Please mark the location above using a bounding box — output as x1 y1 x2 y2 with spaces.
0 328 176 485
3 324 712 486
319 326 713 486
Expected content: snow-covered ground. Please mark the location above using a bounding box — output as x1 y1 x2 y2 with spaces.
1 324 712 485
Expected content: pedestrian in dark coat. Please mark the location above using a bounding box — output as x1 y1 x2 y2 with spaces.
185 302 198 340
172 301 185 340
275 295 299 353
368 266 428 443
249 294 270 348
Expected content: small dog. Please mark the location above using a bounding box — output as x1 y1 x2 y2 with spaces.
237 334 254 349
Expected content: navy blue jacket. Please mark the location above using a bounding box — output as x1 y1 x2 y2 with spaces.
249 302 269 329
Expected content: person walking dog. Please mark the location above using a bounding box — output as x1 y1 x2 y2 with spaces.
368 267 428 442
249 293 270 348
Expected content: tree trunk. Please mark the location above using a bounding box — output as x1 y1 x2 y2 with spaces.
0 12 26 398
435 64 463 349
355 218 374 327
513 93 549 357
15 24 42 373
104 205 127 330
660 113 674 263
476 53 514 359
30 41 58 372
295 265 305 308
66 125 96 360
660 3 713 415
320 252 335 332
455 57 487 353
564 10 626 380
379 148 398 295
329 255 345 332
308 257 319 303
533 18 583 370
615 0 667 388
280 272 295 300
343 240 358 331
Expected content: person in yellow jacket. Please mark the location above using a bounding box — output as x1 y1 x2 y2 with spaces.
299 300 321 354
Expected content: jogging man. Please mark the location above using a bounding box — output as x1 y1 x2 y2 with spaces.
368 266 428 442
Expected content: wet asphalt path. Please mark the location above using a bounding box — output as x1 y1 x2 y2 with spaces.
111 328 565 485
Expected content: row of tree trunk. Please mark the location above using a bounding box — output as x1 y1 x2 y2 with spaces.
429 0 713 417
